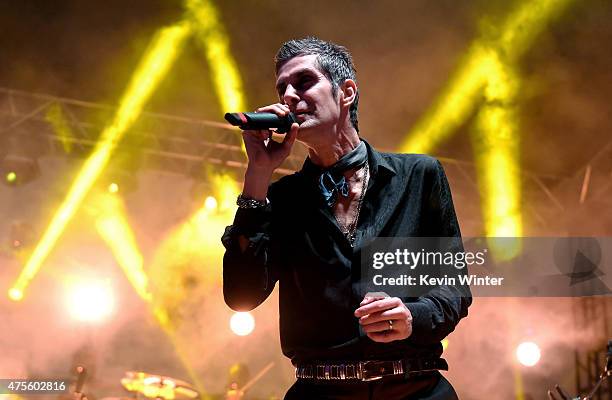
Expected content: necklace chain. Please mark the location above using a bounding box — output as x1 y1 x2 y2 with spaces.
333 161 369 247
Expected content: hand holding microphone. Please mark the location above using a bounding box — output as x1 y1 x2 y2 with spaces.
230 103 299 201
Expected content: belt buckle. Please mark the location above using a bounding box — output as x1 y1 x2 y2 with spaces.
359 361 384 382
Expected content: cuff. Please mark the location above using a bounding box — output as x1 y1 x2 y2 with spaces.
404 299 435 342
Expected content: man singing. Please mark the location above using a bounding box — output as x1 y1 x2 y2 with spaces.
222 37 471 399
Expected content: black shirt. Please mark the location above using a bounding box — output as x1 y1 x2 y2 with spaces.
221 140 471 364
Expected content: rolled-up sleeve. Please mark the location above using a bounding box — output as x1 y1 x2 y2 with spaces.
222 204 279 311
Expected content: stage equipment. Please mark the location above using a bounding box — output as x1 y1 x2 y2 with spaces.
120 371 199 400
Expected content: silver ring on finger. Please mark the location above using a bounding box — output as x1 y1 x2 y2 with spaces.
388 320 393 331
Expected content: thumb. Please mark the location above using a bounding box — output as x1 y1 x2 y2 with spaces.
360 296 376 306
282 122 299 149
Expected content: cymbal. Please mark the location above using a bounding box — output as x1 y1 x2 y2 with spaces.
120 371 199 400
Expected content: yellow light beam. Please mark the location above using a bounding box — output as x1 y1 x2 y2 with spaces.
472 54 523 251
185 0 247 113
89 190 209 396
152 305 208 398
399 0 575 154
399 45 492 155
146 174 240 397
88 191 152 302
8 21 192 301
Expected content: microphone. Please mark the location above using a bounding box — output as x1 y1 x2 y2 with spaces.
225 112 297 133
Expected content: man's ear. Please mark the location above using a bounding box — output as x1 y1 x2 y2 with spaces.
339 79 357 107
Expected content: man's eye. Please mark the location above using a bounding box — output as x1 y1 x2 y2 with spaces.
298 77 312 88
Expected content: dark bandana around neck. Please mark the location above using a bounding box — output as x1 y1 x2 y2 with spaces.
316 141 368 208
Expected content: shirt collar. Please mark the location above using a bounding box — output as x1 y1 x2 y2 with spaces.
361 138 396 178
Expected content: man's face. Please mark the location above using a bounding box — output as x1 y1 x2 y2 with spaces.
275 54 341 139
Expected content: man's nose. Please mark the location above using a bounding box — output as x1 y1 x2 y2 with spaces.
282 84 299 106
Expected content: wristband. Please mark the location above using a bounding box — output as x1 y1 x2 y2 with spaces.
236 194 268 209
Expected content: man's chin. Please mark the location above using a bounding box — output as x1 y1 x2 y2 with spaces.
295 121 317 138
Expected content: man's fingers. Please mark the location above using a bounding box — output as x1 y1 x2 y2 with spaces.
362 320 394 333
243 129 270 141
359 308 403 325
360 297 377 306
354 297 401 317
256 103 288 116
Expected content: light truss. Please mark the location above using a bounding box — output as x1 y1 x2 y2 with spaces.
2 86 586 235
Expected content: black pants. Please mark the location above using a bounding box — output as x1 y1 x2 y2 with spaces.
284 372 458 400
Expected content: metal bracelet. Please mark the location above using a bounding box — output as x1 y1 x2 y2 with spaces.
236 194 268 209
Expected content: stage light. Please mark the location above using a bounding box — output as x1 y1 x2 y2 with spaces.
230 312 255 336
9 21 191 300
66 280 115 323
516 341 541 367
103 156 141 195
8 288 23 301
204 195 218 210
189 172 238 213
6 171 17 183
1 155 40 186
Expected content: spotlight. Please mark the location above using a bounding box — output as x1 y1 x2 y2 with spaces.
204 196 218 210
230 312 255 336
1 133 43 186
6 171 17 184
8 288 23 301
66 280 115 323
1 155 40 186
102 169 138 194
108 182 120 194
516 341 541 367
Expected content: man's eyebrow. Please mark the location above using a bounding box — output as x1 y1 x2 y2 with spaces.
275 68 316 92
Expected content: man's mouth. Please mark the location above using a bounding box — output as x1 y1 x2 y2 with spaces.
294 111 311 119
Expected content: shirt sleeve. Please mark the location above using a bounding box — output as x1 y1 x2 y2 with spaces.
404 158 473 345
221 203 279 311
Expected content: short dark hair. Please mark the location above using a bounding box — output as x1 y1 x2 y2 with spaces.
275 37 359 132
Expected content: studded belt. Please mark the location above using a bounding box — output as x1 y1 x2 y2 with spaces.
295 358 448 382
